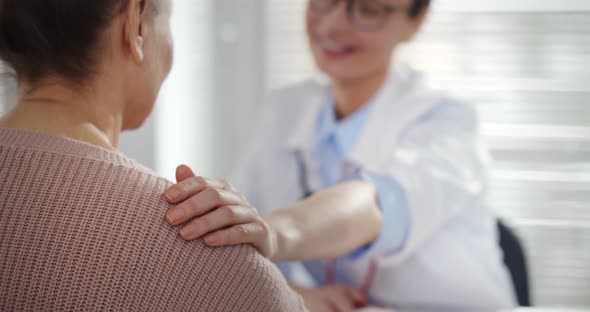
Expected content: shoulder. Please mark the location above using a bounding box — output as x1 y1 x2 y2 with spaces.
88 167 305 310
20 156 305 309
401 67 480 133
400 69 478 132
201 245 307 311
394 96 481 152
421 97 479 133
371 67 480 142
0 133 306 310
84 162 307 310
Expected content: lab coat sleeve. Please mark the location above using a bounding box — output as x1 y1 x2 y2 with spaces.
377 102 491 265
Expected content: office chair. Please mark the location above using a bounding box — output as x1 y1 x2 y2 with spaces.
497 220 531 306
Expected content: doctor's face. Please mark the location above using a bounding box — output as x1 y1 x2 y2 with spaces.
306 0 426 83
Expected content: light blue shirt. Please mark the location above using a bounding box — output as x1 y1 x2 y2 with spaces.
300 96 410 287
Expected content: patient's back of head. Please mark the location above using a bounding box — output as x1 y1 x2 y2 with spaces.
0 0 305 310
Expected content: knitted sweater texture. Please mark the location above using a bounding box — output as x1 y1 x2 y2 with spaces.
0 128 307 312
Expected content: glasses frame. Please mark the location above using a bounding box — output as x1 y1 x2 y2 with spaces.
309 0 411 32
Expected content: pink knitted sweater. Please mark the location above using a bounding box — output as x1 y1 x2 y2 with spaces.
0 128 307 311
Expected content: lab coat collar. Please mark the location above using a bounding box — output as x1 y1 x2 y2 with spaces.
349 65 445 172
283 65 443 172
283 74 330 151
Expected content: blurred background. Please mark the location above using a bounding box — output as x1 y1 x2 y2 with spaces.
1 0 589 307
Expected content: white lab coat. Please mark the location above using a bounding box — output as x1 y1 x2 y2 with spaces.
232 65 516 309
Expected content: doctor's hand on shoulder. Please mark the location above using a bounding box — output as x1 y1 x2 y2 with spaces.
163 165 279 259
163 165 390 311
164 164 383 263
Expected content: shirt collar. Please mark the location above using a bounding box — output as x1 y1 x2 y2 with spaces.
283 64 441 172
316 95 376 156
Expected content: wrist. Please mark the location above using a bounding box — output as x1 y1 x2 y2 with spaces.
289 283 313 297
265 213 297 262
265 220 280 261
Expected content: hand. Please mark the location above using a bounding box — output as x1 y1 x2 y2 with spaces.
164 165 278 259
293 285 367 312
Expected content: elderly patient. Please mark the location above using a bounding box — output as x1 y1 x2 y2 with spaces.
0 0 306 311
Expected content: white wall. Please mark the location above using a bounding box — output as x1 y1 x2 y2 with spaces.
0 64 17 114
153 0 215 179
118 114 157 170
154 0 266 180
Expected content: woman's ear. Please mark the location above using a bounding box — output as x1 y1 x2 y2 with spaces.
124 0 147 63
134 36 144 62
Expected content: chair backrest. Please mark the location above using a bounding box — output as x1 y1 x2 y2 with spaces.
497 220 531 306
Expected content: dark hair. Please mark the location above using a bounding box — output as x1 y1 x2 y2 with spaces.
410 0 431 18
0 0 140 85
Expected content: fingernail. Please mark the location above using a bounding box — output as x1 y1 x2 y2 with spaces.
180 227 196 239
165 188 182 201
166 209 184 224
205 235 217 244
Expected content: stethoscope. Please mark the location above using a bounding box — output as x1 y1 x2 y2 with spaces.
294 151 378 299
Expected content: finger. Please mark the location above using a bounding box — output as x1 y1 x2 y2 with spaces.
175 164 196 183
204 223 266 248
165 187 242 225
218 179 244 198
218 179 234 191
325 294 354 312
165 176 227 204
323 299 340 312
342 287 366 306
178 205 258 240
165 175 206 203
326 287 356 312
334 286 365 305
329 295 354 312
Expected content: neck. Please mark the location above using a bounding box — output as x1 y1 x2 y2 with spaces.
0 77 124 150
331 69 387 120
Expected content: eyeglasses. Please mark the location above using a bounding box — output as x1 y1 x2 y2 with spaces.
309 0 411 32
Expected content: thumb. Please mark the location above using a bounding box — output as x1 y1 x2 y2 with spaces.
175 164 196 182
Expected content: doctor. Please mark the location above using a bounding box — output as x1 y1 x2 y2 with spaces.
163 0 516 310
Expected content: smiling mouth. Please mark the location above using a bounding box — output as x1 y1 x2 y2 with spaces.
317 37 358 58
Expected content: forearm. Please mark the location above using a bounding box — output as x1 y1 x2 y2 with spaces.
265 180 383 262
